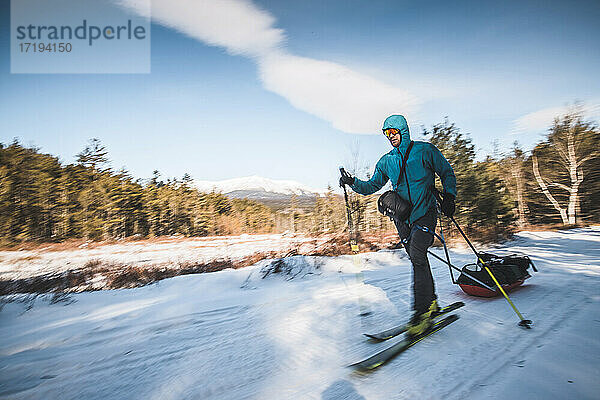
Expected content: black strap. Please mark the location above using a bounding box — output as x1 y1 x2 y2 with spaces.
405 156 413 206
396 140 414 187
405 166 413 205
394 141 414 209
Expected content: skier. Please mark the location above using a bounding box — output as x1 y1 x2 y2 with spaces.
340 115 457 337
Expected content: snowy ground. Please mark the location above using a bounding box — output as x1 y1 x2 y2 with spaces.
1 228 599 399
0 234 319 281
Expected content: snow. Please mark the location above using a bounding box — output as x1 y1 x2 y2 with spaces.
193 175 328 196
0 233 319 281
1 227 600 399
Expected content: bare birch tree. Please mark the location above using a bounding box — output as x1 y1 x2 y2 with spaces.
499 142 530 227
531 110 599 225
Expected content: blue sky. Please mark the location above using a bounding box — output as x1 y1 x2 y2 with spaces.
1 0 599 190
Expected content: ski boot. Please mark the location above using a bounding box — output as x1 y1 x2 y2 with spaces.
406 300 439 338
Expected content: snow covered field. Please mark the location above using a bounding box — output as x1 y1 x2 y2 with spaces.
1 228 599 399
0 234 319 281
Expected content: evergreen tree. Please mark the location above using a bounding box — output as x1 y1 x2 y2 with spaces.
0 141 283 243
423 118 514 239
76 138 109 171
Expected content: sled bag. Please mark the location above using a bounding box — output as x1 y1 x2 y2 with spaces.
457 253 537 296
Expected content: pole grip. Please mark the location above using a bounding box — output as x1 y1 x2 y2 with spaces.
339 167 346 187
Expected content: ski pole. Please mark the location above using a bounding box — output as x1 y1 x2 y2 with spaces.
439 222 455 283
340 167 370 317
433 188 532 329
413 222 497 291
435 201 456 284
448 215 531 328
340 168 359 253
426 250 496 292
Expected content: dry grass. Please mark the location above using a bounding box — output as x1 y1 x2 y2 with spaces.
0 232 395 296
0 235 241 252
11 223 566 296
0 223 587 252
515 223 583 232
0 250 319 295
6 254 42 262
2 225 591 299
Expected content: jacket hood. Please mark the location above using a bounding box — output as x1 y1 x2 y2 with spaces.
383 115 411 154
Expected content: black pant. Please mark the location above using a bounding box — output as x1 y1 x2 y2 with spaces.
395 208 437 313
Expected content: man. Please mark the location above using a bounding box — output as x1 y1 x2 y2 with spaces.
340 114 456 337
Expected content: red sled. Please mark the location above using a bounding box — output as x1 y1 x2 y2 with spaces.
454 253 537 298
459 279 526 298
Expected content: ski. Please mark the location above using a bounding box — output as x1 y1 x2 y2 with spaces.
350 314 459 371
364 301 464 341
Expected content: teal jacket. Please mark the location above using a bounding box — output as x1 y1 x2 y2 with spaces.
351 115 457 224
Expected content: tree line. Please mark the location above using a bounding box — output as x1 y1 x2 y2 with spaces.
0 108 598 244
0 138 275 243
431 108 599 237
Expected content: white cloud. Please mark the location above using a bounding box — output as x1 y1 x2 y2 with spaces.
259 52 420 134
115 0 285 57
512 105 567 134
512 101 600 134
116 0 420 134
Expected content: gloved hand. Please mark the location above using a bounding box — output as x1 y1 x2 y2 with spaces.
339 168 355 187
441 192 456 217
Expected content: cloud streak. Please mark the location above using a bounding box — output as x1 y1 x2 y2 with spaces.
116 0 285 57
259 52 420 133
512 101 600 134
116 0 420 134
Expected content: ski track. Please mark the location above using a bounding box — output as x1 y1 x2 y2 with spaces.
1 228 599 399
349 231 600 400
445 282 593 399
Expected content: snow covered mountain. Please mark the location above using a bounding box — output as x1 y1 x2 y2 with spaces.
195 176 327 197
194 176 329 209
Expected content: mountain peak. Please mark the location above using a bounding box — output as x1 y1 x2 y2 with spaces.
194 176 327 197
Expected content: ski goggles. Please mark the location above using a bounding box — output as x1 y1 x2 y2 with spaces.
383 128 400 139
